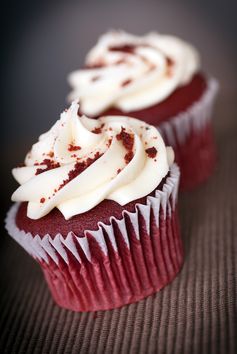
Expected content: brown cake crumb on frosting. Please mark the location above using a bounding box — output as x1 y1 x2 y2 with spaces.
35 159 60 175
68 144 81 151
145 147 157 158
116 127 134 151
58 151 102 191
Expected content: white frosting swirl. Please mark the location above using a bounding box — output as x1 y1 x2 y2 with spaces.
11 101 174 220
68 30 200 116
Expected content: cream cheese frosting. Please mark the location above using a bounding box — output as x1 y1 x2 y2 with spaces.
68 30 200 116
11 101 174 220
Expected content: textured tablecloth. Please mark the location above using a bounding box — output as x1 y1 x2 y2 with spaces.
0 96 236 354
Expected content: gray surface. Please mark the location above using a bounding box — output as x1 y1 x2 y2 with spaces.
0 95 237 353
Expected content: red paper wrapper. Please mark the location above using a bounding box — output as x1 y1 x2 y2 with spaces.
159 78 219 190
6 164 183 312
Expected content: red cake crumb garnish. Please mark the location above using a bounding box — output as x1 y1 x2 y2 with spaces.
116 59 125 65
91 123 105 134
35 159 60 175
109 44 137 54
145 147 157 158
124 151 134 164
107 138 112 147
86 61 105 69
68 144 81 152
40 197 45 203
166 57 174 76
116 127 134 151
58 152 102 191
166 57 174 67
121 79 133 87
91 75 100 82
47 151 54 158
117 168 122 174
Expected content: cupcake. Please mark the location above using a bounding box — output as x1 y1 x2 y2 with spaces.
6 101 183 312
68 30 219 190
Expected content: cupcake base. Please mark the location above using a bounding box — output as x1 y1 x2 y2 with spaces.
42 207 182 312
174 122 216 190
159 78 218 190
6 164 183 312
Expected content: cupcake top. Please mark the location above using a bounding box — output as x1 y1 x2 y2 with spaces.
68 30 200 117
12 101 174 220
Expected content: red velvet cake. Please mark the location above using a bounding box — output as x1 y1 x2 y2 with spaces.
6 102 183 312
15 188 158 237
68 31 219 190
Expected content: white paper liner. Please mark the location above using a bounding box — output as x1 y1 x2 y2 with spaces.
5 164 180 267
158 78 219 146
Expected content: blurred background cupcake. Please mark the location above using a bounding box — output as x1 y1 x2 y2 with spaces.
2 0 237 219
6 101 182 311
67 31 219 190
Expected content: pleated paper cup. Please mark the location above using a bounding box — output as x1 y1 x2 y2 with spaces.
159 78 219 190
6 164 183 312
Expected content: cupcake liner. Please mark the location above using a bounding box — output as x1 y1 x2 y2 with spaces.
5 164 183 312
158 78 219 189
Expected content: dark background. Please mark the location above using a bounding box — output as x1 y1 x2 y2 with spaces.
1 2 237 353
1 0 237 218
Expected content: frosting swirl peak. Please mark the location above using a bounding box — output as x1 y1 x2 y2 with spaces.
12 102 174 219
68 30 200 116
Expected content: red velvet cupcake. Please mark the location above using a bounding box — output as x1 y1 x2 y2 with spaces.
68 31 219 190
6 101 183 312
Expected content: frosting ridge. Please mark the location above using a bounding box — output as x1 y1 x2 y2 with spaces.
68 31 200 116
